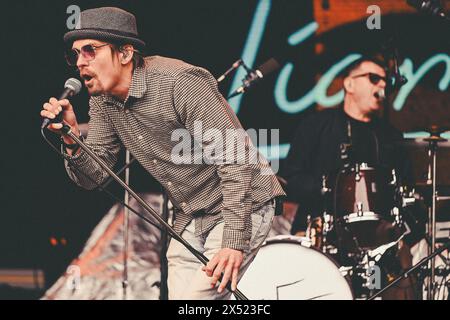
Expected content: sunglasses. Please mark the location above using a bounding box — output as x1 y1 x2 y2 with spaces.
65 43 111 66
351 72 387 85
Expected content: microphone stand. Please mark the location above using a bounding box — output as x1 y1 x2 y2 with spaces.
101 157 136 189
59 124 248 301
227 61 258 99
122 150 131 300
159 190 170 300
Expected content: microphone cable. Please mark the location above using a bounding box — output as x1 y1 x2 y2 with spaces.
40 127 164 233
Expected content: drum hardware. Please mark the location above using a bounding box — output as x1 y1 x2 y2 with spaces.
359 162 369 169
392 207 402 225
400 186 417 207
321 175 331 195
423 126 448 300
356 202 363 217
390 169 397 186
367 236 404 263
339 265 353 277
309 161 432 298
340 142 352 171
422 235 450 269
318 175 335 252
418 261 450 278
322 213 333 234
305 215 314 243
358 222 410 295
357 257 379 293
368 240 450 300
321 213 334 253
355 163 361 181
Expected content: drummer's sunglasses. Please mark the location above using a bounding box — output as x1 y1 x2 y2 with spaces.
351 72 386 85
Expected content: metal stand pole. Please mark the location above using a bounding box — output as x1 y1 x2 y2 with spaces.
430 141 437 299
424 131 447 299
122 150 131 300
159 191 169 300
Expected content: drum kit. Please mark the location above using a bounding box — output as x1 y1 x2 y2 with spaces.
239 127 450 300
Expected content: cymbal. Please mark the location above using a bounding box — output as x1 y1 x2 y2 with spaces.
426 125 450 136
424 135 447 143
408 125 450 136
394 138 450 148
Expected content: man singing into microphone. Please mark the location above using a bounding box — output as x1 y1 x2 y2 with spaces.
40 7 284 300
282 56 420 299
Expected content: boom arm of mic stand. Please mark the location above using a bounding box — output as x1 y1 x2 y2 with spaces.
60 124 248 300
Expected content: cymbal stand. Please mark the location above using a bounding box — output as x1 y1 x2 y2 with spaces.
424 132 447 299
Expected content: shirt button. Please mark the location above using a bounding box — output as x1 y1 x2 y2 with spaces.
137 135 143 140
152 159 158 164
125 109 130 114
181 202 187 208
167 181 172 187
245 240 250 245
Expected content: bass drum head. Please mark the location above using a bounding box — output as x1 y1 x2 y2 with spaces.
237 236 353 300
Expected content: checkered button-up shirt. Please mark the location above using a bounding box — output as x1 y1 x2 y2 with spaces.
64 56 285 251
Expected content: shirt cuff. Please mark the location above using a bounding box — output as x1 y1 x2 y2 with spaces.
63 146 91 169
222 228 251 252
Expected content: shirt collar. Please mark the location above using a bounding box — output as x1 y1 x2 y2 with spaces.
102 65 147 106
127 65 147 99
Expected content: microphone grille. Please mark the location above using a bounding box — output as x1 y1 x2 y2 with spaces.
257 58 280 78
64 78 82 95
376 88 386 100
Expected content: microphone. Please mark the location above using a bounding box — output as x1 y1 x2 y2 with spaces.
41 78 82 129
374 88 386 101
406 0 449 20
392 63 408 89
217 59 242 83
386 52 408 92
228 58 280 99
383 37 408 92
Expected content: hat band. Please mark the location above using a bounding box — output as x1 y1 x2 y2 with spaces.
74 27 140 39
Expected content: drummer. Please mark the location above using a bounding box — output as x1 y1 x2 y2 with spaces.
282 56 418 299
284 57 410 234
284 56 410 234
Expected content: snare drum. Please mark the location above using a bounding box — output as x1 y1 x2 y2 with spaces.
236 235 353 300
333 164 400 251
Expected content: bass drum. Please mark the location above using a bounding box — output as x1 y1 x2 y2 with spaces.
237 235 353 300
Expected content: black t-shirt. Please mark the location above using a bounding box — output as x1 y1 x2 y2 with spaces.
283 108 411 233
347 116 380 166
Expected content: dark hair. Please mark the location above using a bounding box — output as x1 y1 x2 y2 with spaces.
342 56 387 78
109 42 145 69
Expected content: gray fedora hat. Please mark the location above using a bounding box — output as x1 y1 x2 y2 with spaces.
64 7 146 50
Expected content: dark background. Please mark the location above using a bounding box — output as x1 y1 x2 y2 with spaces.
1 0 448 294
